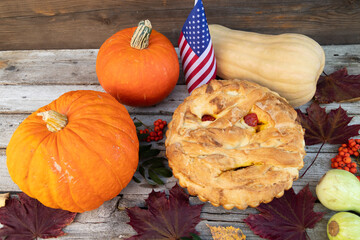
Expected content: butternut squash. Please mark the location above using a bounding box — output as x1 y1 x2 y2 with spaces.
209 24 325 107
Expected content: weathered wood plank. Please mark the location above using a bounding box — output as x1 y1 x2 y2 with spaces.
0 48 184 85
2 180 333 239
1 113 359 151
1 84 360 115
0 137 342 240
0 145 344 193
1 45 360 85
1 155 333 239
0 84 184 114
50 193 331 239
0 46 359 239
1 0 360 50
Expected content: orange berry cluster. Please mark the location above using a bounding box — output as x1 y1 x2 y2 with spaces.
331 139 360 176
139 119 167 142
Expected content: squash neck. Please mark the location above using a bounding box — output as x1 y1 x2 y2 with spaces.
130 20 152 50
37 110 68 132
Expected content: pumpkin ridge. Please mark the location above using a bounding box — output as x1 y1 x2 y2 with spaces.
64 127 125 200
66 102 127 119
72 117 138 144
26 133 57 206
48 134 80 211
60 91 113 116
54 90 87 115
6 120 50 189
67 119 137 185
51 134 84 211
56 129 99 212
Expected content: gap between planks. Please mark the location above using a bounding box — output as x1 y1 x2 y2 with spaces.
1 45 360 85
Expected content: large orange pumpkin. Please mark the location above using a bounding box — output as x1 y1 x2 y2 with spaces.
6 90 139 213
96 20 179 107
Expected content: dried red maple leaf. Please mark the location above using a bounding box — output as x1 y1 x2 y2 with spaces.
0 193 77 240
126 184 204 240
296 102 360 146
296 102 360 177
244 185 325 240
315 68 360 104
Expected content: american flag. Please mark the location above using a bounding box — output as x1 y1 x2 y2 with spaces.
178 0 217 93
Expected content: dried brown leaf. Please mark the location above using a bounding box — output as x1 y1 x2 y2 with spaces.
207 225 246 240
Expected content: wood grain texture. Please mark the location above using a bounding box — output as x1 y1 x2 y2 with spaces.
2 84 360 115
1 113 358 152
1 0 360 50
0 147 351 192
0 47 359 239
1 45 360 86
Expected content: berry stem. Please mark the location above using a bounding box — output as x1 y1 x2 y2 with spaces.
300 142 325 178
133 117 152 130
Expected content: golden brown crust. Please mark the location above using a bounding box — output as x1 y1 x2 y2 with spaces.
165 79 305 209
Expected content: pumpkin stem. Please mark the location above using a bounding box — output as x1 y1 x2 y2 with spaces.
37 110 68 132
130 20 152 49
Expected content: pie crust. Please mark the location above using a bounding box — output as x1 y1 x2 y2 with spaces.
165 79 305 209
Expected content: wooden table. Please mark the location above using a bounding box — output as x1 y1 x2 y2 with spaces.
1 45 360 239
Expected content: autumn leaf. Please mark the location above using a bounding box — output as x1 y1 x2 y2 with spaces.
296 102 360 177
0 193 77 240
207 225 246 240
0 193 9 207
315 68 360 104
126 184 204 240
296 102 360 146
244 185 325 240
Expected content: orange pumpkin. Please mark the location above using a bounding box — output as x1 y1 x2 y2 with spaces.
96 20 179 107
6 90 139 213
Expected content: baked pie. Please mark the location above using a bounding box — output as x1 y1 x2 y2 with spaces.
165 79 305 209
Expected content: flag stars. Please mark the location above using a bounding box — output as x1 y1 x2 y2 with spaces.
181 3 211 57
179 2 216 93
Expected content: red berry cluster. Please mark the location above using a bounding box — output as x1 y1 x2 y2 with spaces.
331 139 360 177
139 119 167 142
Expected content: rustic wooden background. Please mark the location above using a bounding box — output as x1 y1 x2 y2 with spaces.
1 0 360 50
1 1 360 239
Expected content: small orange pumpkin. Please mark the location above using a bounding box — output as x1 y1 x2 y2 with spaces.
6 90 139 213
96 20 179 107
